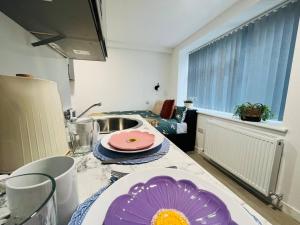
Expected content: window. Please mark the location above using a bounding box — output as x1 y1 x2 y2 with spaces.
187 1 300 120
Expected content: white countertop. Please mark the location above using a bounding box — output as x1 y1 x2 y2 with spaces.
74 115 271 225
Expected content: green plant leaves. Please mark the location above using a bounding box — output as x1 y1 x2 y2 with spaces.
234 102 273 121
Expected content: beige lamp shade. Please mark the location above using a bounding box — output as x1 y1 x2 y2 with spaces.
0 75 69 172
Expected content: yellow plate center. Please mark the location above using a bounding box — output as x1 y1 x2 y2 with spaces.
127 138 137 143
152 209 190 225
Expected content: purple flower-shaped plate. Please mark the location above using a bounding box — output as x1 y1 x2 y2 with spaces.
104 176 237 225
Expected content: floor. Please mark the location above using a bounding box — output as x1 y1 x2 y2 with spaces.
187 152 300 225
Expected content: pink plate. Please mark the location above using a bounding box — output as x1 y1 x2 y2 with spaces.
108 130 155 151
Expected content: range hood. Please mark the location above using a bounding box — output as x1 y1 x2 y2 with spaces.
0 0 107 61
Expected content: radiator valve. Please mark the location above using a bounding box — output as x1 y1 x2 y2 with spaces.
270 192 283 209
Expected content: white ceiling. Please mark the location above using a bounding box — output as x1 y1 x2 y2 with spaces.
105 0 239 50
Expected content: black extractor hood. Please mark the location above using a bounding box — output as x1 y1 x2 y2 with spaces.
0 0 108 61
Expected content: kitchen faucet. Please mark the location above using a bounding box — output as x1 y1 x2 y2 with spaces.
77 102 102 119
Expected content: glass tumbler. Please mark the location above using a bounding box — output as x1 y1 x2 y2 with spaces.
69 118 98 154
0 173 57 225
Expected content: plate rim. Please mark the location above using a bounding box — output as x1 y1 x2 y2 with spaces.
109 130 155 150
81 168 257 225
100 129 164 154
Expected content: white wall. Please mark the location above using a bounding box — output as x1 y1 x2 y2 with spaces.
277 20 300 221
0 12 71 109
71 47 171 114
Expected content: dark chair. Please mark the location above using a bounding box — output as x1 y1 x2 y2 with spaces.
166 109 197 152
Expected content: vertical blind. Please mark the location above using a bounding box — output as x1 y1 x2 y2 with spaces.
187 0 300 120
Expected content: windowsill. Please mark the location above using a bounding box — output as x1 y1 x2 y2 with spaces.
196 108 288 133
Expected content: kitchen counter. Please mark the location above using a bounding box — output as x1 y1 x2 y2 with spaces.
74 115 271 225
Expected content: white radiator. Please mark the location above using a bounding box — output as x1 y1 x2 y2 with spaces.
204 120 283 197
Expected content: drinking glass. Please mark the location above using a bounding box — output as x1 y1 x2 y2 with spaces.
69 118 98 155
0 173 56 225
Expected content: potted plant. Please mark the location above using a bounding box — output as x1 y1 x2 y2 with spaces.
234 102 273 122
184 100 193 109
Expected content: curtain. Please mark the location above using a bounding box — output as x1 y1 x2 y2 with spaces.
187 1 300 120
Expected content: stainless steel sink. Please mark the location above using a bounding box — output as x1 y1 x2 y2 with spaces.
96 117 143 134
